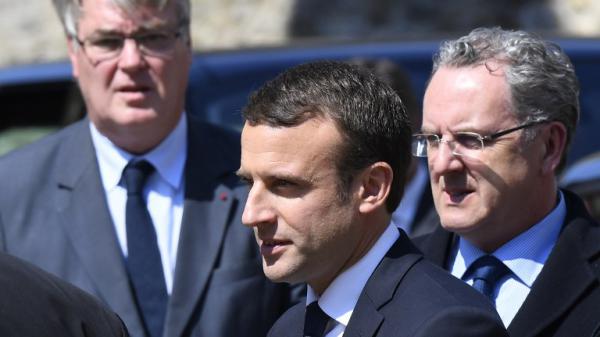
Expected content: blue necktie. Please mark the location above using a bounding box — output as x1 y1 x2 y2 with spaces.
304 301 330 337
464 255 510 304
123 160 168 337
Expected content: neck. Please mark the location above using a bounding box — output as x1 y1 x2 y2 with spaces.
468 182 559 253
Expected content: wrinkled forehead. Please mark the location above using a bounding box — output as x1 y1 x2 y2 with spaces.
422 64 516 132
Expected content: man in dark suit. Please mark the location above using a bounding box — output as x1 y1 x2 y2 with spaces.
412 27 600 336
238 60 508 337
0 1 292 337
0 250 129 337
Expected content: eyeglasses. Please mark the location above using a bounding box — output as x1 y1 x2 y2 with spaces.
74 28 184 64
412 120 548 158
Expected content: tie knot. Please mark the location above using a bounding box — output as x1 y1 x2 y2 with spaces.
464 255 511 301
304 301 330 337
467 255 510 284
123 160 155 195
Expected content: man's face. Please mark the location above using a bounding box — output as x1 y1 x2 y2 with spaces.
69 0 191 152
423 65 545 250
238 118 365 292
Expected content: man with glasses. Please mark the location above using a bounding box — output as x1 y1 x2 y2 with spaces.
414 27 600 336
0 1 293 337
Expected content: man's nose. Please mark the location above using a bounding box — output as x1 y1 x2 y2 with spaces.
430 140 464 174
118 38 147 70
242 185 276 228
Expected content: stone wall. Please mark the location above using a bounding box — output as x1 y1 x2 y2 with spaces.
0 0 598 67
0 0 295 67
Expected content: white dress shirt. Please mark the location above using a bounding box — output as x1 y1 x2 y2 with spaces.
305 224 399 337
90 115 187 294
449 191 566 327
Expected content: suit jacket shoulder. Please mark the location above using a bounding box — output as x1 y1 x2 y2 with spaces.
508 190 600 337
0 251 128 337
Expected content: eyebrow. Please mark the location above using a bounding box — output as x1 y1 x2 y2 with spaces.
419 125 491 135
418 127 438 134
87 24 172 37
235 168 315 186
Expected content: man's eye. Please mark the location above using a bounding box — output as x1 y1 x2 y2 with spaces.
90 37 122 50
273 179 295 188
423 135 440 147
139 33 170 48
140 33 169 43
455 134 483 149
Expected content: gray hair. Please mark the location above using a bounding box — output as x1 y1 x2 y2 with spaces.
52 0 190 38
432 27 580 172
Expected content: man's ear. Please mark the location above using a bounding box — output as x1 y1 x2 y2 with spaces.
66 37 80 79
358 162 393 214
540 121 567 175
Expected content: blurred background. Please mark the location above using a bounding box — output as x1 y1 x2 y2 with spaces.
1 0 600 66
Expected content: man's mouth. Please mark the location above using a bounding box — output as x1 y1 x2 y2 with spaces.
259 238 292 256
443 187 474 203
117 84 152 93
116 84 153 104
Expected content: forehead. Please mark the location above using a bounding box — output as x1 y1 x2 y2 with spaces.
78 0 177 33
422 64 516 132
240 118 342 178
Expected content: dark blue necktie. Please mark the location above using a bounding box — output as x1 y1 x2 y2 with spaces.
123 159 168 337
304 301 330 337
464 255 510 304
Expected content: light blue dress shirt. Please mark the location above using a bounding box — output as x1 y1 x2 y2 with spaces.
90 114 187 294
449 191 565 327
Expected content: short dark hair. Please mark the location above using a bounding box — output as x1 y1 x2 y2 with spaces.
243 60 412 212
346 58 420 133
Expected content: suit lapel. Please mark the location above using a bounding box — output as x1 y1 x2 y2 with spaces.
415 225 456 268
164 119 240 337
342 300 383 337
53 121 145 334
508 192 600 337
344 233 423 337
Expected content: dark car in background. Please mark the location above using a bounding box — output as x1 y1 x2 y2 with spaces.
1 38 600 166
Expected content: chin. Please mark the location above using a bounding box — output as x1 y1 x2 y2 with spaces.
439 211 477 232
262 266 293 284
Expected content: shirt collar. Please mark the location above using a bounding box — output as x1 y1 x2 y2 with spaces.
453 190 566 287
90 114 187 192
306 224 399 328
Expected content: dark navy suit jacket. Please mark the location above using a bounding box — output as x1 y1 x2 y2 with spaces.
268 230 508 337
0 248 129 336
415 190 600 337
